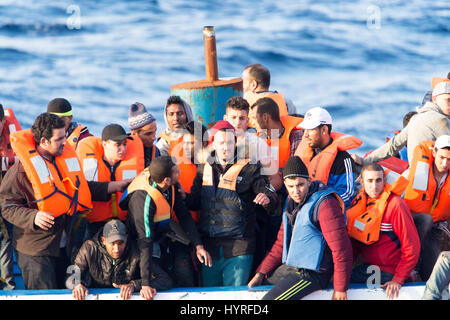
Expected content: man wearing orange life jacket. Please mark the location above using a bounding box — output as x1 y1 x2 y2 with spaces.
0 104 21 290
0 113 116 289
120 156 211 298
47 98 92 148
76 124 144 239
294 107 360 208
155 95 193 158
250 97 304 172
402 135 450 282
128 102 160 167
347 163 420 300
242 64 297 128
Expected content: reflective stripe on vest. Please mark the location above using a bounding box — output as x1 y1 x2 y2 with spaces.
264 115 303 169
10 129 92 217
199 159 250 238
295 131 362 185
404 140 450 222
0 108 21 172
347 172 408 244
123 168 175 224
76 136 144 222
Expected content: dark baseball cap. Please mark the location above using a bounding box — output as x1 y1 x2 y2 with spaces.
101 123 133 142
102 219 127 243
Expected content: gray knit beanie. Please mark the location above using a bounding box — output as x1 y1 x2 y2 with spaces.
128 102 155 130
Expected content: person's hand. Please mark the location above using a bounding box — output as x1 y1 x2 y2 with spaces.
72 283 89 300
248 272 264 288
253 193 270 206
34 211 55 230
331 291 348 300
140 285 157 300
113 282 135 300
196 245 212 267
381 281 402 300
108 179 133 193
350 154 363 166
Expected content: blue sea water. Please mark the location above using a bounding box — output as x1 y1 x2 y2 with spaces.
0 0 449 155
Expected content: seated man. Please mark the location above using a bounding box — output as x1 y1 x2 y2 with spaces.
248 156 352 300
347 163 420 299
402 135 450 281
72 219 172 300
422 251 450 300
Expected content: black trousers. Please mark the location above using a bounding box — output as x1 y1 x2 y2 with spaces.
16 249 70 290
262 264 331 300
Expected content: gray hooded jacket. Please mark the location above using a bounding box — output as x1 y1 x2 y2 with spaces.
363 101 450 164
155 98 194 156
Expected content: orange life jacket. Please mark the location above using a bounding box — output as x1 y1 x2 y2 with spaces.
124 167 175 224
246 91 288 128
347 171 409 244
76 136 145 222
403 140 450 222
159 130 184 158
67 124 85 148
263 115 303 169
10 129 92 217
295 132 362 184
173 144 202 222
1 108 21 172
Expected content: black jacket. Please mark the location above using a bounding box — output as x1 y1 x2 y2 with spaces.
74 229 172 291
185 154 278 259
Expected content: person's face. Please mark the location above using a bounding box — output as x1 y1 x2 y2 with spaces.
169 164 180 185
433 147 450 174
284 176 310 204
254 108 268 133
241 69 256 93
213 130 236 163
361 170 385 199
103 139 127 163
41 127 66 157
224 108 249 133
60 115 73 131
102 237 127 259
166 103 187 130
303 126 325 149
133 121 157 148
433 93 450 117
183 133 195 162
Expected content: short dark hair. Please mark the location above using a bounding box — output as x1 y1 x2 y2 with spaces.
318 124 332 135
166 95 184 109
184 120 208 143
361 163 384 178
0 104 4 122
244 64 270 89
403 111 417 128
149 156 176 183
252 97 280 122
226 96 249 113
31 112 65 145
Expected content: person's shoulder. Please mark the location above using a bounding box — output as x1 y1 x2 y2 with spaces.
385 193 410 217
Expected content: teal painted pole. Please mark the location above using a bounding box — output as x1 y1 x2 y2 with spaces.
170 26 243 128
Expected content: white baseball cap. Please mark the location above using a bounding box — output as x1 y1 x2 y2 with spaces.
298 107 332 130
432 81 450 97
434 135 450 150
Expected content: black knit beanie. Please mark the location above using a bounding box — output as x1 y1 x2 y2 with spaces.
47 98 72 115
282 156 309 180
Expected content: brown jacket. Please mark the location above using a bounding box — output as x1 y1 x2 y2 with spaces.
0 161 109 257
